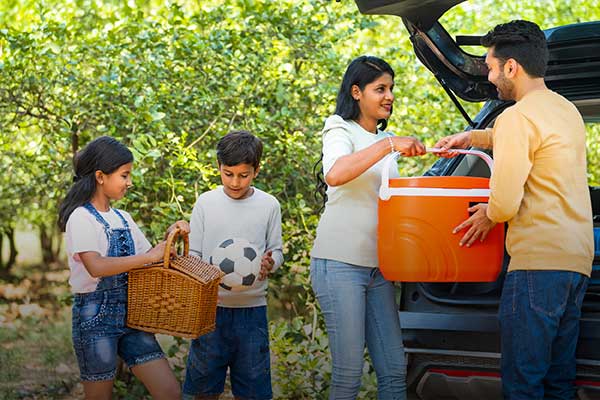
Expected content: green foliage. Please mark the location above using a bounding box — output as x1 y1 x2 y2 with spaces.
270 314 381 399
271 315 332 399
1 0 600 396
587 123 600 186
0 307 78 398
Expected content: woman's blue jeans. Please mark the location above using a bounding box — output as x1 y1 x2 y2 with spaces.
310 258 407 400
500 270 589 400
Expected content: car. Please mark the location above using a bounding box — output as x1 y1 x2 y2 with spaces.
353 1 600 399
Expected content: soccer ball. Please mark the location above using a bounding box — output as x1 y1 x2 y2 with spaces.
210 238 261 291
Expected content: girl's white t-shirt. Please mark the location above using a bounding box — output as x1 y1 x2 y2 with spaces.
311 115 400 268
65 206 152 293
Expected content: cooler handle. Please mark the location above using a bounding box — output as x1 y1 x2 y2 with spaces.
425 147 494 171
379 147 494 200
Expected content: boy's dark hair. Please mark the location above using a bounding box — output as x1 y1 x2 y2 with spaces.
335 55 395 131
58 136 133 231
216 130 263 169
481 20 548 78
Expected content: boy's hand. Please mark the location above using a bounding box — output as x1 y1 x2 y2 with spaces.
258 250 274 281
165 220 190 239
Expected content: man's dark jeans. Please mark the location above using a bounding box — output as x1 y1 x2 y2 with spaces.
500 270 589 400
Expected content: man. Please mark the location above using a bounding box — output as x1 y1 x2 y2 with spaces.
435 20 594 399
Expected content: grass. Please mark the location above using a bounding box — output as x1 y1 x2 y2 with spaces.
0 307 79 399
0 272 235 399
0 224 83 399
0 301 192 399
0 228 324 399
0 228 239 399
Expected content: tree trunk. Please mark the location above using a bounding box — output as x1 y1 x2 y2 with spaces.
7 227 17 270
0 228 17 279
39 223 60 265
40 224 51 265
52 233 62 263
0 233 4 269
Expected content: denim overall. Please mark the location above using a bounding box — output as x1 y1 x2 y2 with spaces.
71 203 163 382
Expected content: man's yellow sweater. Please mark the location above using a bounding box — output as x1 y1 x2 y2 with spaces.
470 89 593 276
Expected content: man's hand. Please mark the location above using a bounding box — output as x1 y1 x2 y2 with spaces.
433 131 472 157
258 250 274 281
453 203 496 247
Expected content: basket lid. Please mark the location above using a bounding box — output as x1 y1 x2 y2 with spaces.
159 227 224 283
169 255 225 284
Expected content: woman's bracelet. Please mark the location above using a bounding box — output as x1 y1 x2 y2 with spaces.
387 136 395 153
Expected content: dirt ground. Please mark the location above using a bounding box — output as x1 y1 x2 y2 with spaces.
0 267 240 399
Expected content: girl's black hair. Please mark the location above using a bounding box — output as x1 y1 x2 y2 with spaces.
58 136 133 231
314 56 395 211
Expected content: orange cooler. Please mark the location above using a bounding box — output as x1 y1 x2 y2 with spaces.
378 149 504 282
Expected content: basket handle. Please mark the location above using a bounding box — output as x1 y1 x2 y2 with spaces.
163 227 190 269
379 147 494 200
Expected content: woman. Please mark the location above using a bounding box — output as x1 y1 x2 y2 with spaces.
311 55 425 399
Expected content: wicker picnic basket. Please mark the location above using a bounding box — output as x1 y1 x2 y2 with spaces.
127 228 225 339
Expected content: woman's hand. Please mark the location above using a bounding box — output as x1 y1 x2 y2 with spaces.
391 136 426 157
164 220 190 239
325 135 425 187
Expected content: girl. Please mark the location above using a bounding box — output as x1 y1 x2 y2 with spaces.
311 56 426 399
58 136 186 399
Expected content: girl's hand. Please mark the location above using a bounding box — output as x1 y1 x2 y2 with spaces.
147 240 168 263
258 250 274 281
391 136 426 157
165 220 190 239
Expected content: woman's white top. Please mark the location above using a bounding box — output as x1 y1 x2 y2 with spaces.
311 115 399 268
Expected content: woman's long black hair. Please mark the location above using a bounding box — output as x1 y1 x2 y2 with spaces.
314 56 395 211
58 136 133 231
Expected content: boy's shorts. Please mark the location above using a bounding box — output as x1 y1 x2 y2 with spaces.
183 305 272 400
72 289 165 381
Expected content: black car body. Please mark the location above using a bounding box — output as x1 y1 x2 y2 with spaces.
353 1 600 398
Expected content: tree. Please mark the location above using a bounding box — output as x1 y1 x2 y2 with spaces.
1 1 599 395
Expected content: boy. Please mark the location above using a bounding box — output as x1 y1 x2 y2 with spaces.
183 130 284 400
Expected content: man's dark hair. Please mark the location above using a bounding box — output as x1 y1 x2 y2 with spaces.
216 130 263 169
481 20 549 78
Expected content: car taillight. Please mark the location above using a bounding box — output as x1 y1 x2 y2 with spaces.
428 369 500 378
428 369 600 387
